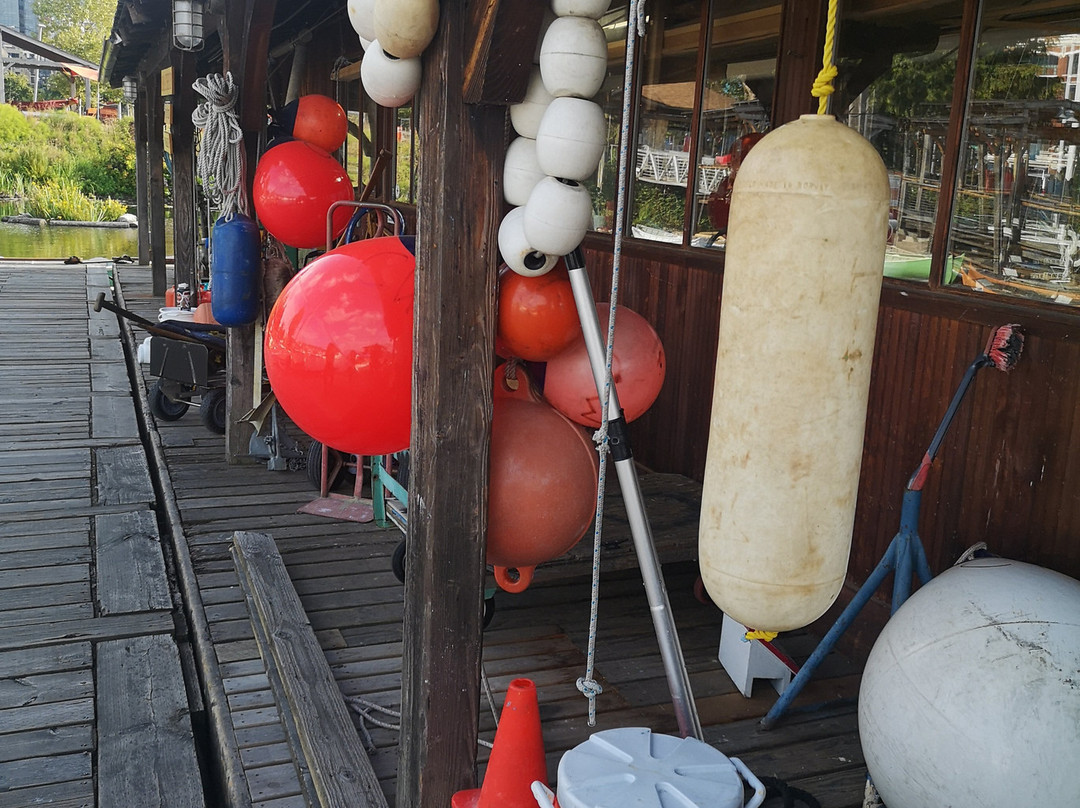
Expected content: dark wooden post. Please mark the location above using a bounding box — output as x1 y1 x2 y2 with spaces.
772 0 825 126
398 1 534 805
135 85 150 266
171 50 199 294
147 69 168 297
219 0 277 462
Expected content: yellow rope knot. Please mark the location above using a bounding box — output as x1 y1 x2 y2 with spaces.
744 629 779 642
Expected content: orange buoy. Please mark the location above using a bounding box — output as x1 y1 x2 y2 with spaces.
487 365 598 592
496 261 580 361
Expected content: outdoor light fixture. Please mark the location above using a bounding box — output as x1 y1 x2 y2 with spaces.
122 76 138 103
173 0 205 51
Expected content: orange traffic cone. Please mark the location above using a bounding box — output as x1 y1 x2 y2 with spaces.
451 678 551 808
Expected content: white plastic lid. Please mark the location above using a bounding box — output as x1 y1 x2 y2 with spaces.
556 727 744 808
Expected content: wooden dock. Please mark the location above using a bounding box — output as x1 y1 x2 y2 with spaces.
1 260 869 808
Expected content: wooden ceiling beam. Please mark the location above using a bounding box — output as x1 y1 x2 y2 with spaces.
463 0 547 104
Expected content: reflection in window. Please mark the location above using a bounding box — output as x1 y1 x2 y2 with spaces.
948 29 1080 305
396 106 417 204
842 37 959 281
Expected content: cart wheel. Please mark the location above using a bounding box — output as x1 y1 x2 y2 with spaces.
200 388 227 434
483 595 495 629
149 380 189 421
305 441 356 491
392 540 407 583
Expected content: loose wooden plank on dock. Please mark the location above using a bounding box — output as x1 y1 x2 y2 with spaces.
232 530 388 808
95 444 154 506
96 634 205 808
94 509 171 614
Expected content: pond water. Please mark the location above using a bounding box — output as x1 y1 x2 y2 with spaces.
0 201 174 260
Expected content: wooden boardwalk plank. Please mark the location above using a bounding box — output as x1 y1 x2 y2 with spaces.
94 445 155 507
94 510 171 614
233 531 387 808
96 634 206 808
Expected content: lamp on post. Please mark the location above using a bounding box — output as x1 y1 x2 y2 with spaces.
123 76 138 103
173 0 205 51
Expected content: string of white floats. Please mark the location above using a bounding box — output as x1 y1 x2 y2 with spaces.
346 0 611 278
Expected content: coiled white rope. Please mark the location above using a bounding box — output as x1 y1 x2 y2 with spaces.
576 0 648 727
192 72 248 221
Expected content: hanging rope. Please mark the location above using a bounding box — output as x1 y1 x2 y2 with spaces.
575 0 648 727
192 72 249 220
811 0 840 114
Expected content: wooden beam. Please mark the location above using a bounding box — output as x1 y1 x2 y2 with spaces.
772 0 824 125
398 0 503 803
135 88 150 266
145 69 167 297
171 50 198 294
463 0 546 104
220 0 278 462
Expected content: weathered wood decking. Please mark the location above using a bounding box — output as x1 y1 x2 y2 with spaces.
2 260 869 808
0 262 204 807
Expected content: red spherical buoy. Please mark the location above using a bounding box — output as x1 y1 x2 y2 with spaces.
278 94 349 153
543 303 665 428
264 236 414 455
496 261 581 361
487 365 598 593
253 140 354 249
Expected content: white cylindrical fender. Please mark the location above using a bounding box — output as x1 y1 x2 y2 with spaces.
360 41 422 108
698 114 889 632
535 97 605 182
551 0 611 19
347 0 376 43
523 176 592 256
504 137 546 207
539 16 607 99
498 207 558 277
373 0 439 59
510 68 555 139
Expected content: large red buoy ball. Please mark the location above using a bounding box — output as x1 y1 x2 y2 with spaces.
543 303 666 428
487 365 598 593
253 140 354 249
264 236 415 455
496 261 580 361
276 94 349 153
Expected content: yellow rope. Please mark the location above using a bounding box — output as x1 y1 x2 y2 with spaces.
745 629 779 642
811 0 840 114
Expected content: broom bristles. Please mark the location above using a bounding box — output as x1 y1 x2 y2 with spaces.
985 324 1024 372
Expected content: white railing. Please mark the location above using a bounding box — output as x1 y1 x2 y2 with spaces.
635 146 728 195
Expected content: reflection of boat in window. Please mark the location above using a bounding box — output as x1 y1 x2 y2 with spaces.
883 249 962 282
958 256 1080 305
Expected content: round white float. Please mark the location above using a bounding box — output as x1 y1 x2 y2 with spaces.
346 0 376 43
523 176 592 257
360 41 422 108
498 207 558 277
556 727 763 808
539 16 607 99
551 0 612 20
373 0 439 59
535 97 605 182
503 137 546 207
859 557 1080 808
510 68 556 139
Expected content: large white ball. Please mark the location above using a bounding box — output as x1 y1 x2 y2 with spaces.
503 137 546 207
510 68 555 139
360 41 421 108
535 97 605 182
347 0 376 42
523 176 592 256
373 0 438 59
539 16 607 99
551 0 611 19
859 557 1080 808
498 207 558 277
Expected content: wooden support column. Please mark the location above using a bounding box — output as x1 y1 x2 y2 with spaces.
398 1 508 805
171 50 199 294
220 0 277 462
146 70 167 297
772 0 825 126
135 88 150 266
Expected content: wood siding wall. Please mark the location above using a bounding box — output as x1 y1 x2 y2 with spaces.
582 238 1080 652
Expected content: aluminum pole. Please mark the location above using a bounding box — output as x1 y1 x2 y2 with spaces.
564 247 702 740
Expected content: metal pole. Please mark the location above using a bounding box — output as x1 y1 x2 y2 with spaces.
564 247 702 740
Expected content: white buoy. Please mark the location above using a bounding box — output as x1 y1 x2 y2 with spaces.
859 557 1080 808
360 41 422 108
346 0 376 43
503 137 546 207
698 114 889 632
551 0 612 20
535 97 605 182
510 68 555 139
523 176 592 256
539 16 607 99
373 0 439 59
498 207 558 277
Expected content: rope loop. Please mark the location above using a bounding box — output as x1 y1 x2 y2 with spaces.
192 72 248 220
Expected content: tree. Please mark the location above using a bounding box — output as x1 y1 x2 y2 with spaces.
4 72 34 102
33 0 115 63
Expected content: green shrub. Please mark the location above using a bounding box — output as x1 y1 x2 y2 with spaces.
0 104 31 143
24 177 127 222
